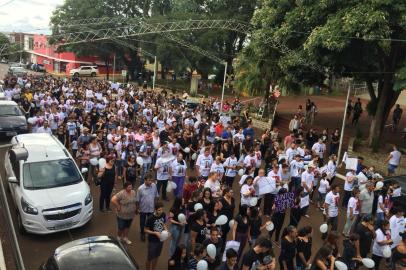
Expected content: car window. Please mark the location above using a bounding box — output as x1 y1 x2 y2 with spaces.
81 67 90 70
23 159 82 190
0 105 23 116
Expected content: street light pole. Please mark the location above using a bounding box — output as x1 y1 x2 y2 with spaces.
220 61 228 113
337 85 351 162
112 53 116 82
153 55 157 91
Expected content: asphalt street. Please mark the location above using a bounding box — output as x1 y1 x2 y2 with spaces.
0 65 365 270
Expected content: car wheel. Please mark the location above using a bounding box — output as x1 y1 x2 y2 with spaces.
74 72 79 77
16 210 26 235
91 72 96 77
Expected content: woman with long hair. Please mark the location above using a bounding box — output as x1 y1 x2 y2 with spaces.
296 226 313 270
372 220 392 270
220 187 235 245
324 231 340 258
278 225 297 270
310 245 335 270
169 198 186 257
97 155 117 212
232 204 250 259
199 187 215 214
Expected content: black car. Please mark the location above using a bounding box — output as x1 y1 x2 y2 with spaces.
39 236 139 270
0 100 27 137
383 174 406 213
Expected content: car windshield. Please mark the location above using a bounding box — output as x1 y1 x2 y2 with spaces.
0 105 23 116
23 159 82 190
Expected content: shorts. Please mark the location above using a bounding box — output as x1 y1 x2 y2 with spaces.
388 164 398 173
117 217 133 230
148 241 163 260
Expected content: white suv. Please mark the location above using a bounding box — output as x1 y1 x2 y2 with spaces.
5 133 93 234
69 66 98 77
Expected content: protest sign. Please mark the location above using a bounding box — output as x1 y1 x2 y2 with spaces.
274 192 295 213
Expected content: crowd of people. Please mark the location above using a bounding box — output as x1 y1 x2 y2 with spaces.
2 73 405 270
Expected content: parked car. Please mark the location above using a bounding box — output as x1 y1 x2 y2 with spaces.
9 66 27 77
0 100 27 137
5 133 93 234
32 63 46 72
69 66 98 77
39 236 139 270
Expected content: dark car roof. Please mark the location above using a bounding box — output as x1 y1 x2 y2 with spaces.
384 174 406 195
53 236 138 270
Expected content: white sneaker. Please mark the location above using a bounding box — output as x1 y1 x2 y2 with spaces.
123 237 132 245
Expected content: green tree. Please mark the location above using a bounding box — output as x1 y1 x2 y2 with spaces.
241 0 406 147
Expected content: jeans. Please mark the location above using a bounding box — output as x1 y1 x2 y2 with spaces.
140 162 151 184
169 224 182 256
116 159 124 177
342 190 352 207
376 212 385 229
372 254 383 270
343 213 357 236
172 176 185 198
156 180 168 200
140 212 152 235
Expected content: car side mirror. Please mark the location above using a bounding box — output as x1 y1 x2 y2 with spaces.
8 176 18 184
81 168 88 174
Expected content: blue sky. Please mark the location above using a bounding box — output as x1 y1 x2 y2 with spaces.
0 0 64 34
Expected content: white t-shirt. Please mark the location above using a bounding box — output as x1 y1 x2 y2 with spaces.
301 170 314 192
254 176 276 196
224 157 238 177
154 158 171 180
290 160 304 177
372 229 389 257
312 142 326 158
347 197 360 215
267 170 281 195
210 163 225 178
376 195 385 214
325 191 340 217
196 154 213 177
239 173 254 186
390 215 405 248
171 159 187 177
240 184 255 205
243 155 258 168
204 179 220 197
389 150 401 166
300 194 310 209
318 179 330 194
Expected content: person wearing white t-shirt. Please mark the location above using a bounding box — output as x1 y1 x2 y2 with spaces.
301 165 315 195
386 145 401 176
170 153 187 198
389 208 405 248
240 176 256 206
223 153 238 187
238 167 255 186
204 172 221 198
342 170 356 207
312 138 326 164
154 155 172 201
36 120 52 134
243 150 258 170
196 148 214 179
262 166 279 216
376 190 391 226
343 188 360 237
372 220 393 269
210 156 225 182
290 155 304 191
323 184 340 239
317 173 330 210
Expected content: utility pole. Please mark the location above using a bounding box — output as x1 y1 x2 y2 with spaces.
220 61 228 113
337 85 351 162
153 55 157 90
19 33 22 63
112 53 116 82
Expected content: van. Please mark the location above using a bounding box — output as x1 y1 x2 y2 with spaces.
5 133 93 234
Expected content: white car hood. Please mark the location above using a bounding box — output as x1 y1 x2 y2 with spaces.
23 181 90 210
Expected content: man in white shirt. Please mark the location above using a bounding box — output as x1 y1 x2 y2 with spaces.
312 138 326 164
285 143 298 164
342 169 356 207
386 144 401 176
255 168 277 216
196 148 213 180
36 120 52 134
290 155 304 191
389 208 405 248
154 155 172 201
323 184 340 239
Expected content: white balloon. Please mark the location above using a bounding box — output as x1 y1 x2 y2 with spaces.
206 244 216 259
215 215 228 226
361 258 375 268
319 223 328 234
136 156 144 166
160 230 169 242
266 222 274 232
196 260 208 270
194 203 203 211
229 219 235 228
98 158 106 169
90 158 98 166
335 261 348 270
171 181 177 189
178 213 186 223
375 181 384 190
166 183 173 193
383 246 391 258
184 147 191 153
238 169 244 176
192 153 197 160
27 117 35 124
250 197 258 206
